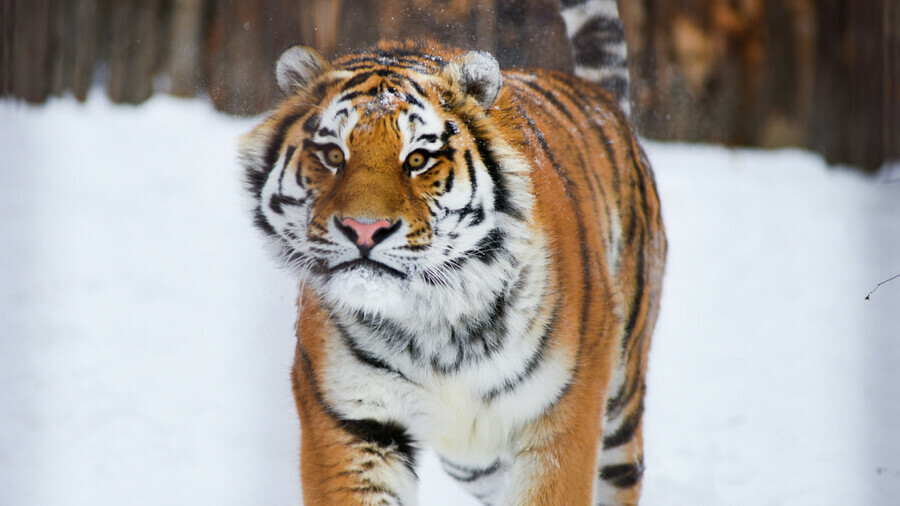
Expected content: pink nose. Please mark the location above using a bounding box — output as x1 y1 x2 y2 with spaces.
341 218 393 247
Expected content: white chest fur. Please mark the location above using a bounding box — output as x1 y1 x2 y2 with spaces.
320 319 573 466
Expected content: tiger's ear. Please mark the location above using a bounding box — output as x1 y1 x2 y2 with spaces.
444 51 502 109
276 45 331 95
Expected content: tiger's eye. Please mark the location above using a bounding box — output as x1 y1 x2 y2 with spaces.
407 152 426 169
326 147 344 165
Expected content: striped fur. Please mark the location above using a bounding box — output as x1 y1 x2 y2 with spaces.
561 0 632 117
240 40 664 505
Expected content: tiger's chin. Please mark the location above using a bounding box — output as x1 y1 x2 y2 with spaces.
318 262 412 316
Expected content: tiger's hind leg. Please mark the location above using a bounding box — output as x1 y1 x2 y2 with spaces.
593 411 645 505
593 327 651 505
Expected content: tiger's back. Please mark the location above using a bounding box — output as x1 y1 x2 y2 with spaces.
241 40 664 505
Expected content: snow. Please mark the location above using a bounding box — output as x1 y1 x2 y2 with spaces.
1 93 898 505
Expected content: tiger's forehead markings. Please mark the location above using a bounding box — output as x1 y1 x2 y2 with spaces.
337 52 447 74
314 100 358 147
310 66 449 160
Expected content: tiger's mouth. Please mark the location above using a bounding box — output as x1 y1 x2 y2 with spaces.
327 258 407 279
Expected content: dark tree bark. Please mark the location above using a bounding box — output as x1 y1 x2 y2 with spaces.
107 0 170 104
621 0 897 172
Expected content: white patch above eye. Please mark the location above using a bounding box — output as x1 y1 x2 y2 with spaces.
397 104 445 160
314 99 360 149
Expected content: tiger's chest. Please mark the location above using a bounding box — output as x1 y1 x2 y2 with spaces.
318 311 572 462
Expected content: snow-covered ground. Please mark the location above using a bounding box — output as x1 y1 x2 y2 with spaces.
1 93 897 506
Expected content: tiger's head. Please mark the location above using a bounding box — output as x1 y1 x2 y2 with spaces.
240 42 536 325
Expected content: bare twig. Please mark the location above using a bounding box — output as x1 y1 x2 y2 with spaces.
865 273 900 300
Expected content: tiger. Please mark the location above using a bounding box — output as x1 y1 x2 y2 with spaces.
239 6 664 506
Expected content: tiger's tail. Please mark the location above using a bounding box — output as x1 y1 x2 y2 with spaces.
561 0 631 117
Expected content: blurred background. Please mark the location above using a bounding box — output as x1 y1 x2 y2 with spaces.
1 0 898 172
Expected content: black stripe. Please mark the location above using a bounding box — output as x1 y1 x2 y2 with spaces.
404 92 424 108
605 369 640 418
520 78 576 124
297 338 418 476
572 14 626 47
342 60 434 74
431 285 514 373
462 284 513 354
463 149 478 206
354 311 425 365
468 228 505 263
268 194 306 215
307 76 342 103
517 105 592 408
252 206 276 236
483 302 559 401
341 68 430 101
341 70 378 91
463 205 486 227
245 111 304 202
440 120 459 144
308 235 337 246
302 113 319 134
440 458 501 483
622 247 645 353
624 198 639 244
262 112 304 175
339 88 378 103
406 78 427 97
524 78 614 254
599 75 629 103
551 69 630 136
602 399 644 450
279 145 296 191
471 133 525 221
376 47 447 65
339 53 445 69
340 419 418 475
336 324 412 382
296 344 326 404
599 461 644 488
443 160 455 193
575 49 628 69
244 169 268 200
540 73 622 253
586 95 624 230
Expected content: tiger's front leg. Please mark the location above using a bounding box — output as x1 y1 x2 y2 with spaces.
503 386 606 506
291 353 418 505
291 296 418 506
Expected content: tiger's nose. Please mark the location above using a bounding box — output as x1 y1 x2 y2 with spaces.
335 217 399 253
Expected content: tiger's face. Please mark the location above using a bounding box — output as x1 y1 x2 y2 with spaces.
243 45 533 323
